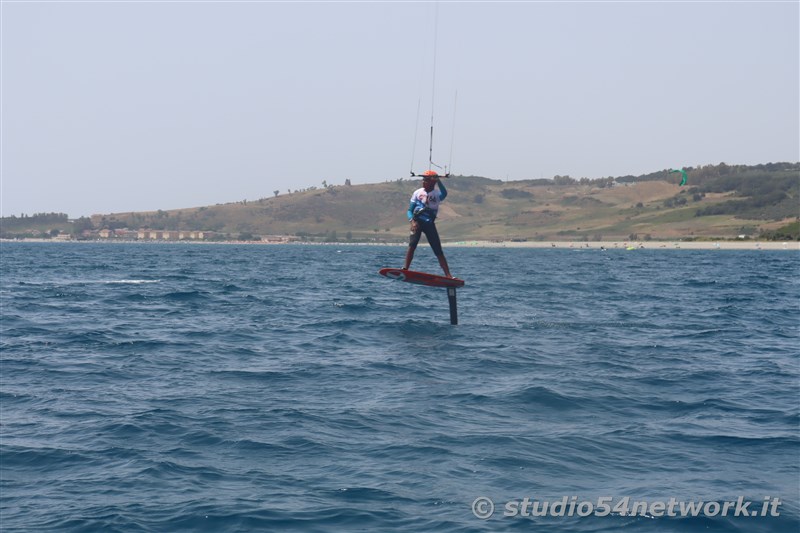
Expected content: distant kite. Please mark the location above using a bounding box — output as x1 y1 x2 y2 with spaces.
670 168 687 186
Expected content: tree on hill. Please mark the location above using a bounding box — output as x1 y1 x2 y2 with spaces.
0 212 69 231
71 217 94 238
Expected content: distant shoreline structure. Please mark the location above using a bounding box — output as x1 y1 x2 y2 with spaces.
2 238 796 251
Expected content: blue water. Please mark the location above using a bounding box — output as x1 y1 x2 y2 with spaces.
1 242 798 532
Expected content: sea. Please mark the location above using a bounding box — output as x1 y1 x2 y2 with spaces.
1 242 798 532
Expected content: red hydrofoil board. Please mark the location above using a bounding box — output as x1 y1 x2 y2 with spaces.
379 268 465 288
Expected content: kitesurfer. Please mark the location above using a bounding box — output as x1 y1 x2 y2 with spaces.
403 170 453 278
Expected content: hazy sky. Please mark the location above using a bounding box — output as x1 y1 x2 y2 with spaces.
2 1 798 218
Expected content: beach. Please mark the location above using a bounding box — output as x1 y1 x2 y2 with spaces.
448 240 799 251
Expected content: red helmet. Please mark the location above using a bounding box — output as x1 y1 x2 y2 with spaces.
422 170 438 177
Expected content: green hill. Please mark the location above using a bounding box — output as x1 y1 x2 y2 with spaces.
3 162 798 241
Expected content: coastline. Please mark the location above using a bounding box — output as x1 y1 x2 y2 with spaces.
3 238 798 250
446 240 799 251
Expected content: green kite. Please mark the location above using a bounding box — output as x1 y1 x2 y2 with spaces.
670 168 687 186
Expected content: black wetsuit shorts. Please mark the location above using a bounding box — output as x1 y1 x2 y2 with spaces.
409 219 444 257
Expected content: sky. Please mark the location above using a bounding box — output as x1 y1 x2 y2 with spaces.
2 1 798 218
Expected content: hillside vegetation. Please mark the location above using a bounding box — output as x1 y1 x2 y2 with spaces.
3 163 798 241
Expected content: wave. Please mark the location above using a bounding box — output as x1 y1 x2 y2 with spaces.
1 244 797 532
